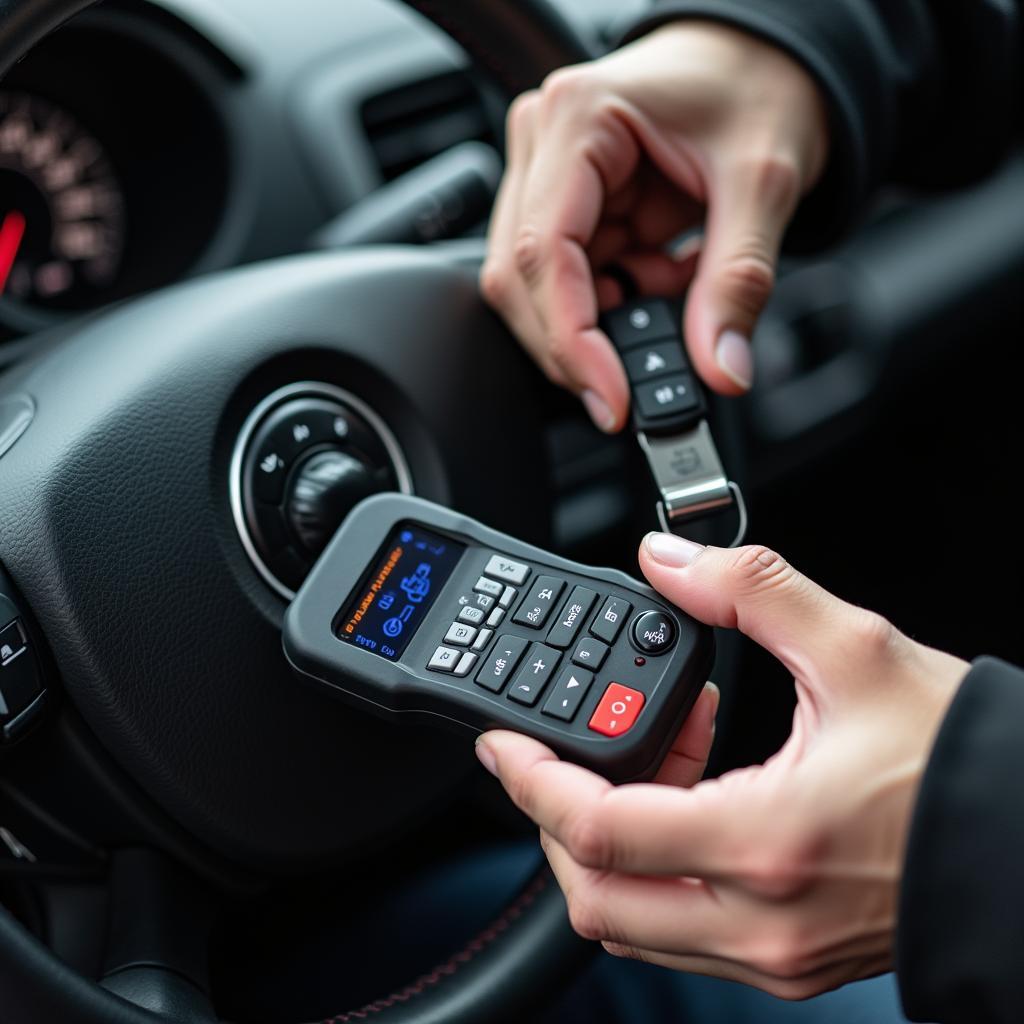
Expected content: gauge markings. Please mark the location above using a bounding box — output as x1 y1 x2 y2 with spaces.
0 91 125 309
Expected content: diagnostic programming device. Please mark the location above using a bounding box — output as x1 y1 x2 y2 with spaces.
283 494 714 782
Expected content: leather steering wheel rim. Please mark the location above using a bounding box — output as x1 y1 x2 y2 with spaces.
0 2 597 1023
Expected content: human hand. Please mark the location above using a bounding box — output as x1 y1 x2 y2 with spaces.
481 22 828 431
475 535 968 998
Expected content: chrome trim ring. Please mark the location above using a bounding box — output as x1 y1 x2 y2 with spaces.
229 381 414 601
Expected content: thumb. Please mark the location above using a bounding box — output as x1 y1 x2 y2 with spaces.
638 533 876 682
684 157 801 395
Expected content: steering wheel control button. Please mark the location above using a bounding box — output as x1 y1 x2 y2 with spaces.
499 586 517 609
635 374 701 421
589 683 646 738
252 448 287 503
444 622 477 647
513 576 565 629
475 635 529 693
471 628 494 653
507 643 560 706
601 301 677 348
458 605 486 626
428 646 461 673
0 618 44 741
474 576 504 599
453 652 478 678
541 667 594 722
591 596 632 644
483 555 530 586
572 637 609 671
546 586 598 649
631 611 677 655
0 620 27 667
623 342 687 384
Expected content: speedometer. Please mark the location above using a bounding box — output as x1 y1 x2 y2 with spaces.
0 91 126 311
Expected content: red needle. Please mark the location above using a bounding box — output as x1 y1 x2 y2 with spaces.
0 210 27 295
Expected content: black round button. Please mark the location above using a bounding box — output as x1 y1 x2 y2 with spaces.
286 449 379 556
631 611 676 655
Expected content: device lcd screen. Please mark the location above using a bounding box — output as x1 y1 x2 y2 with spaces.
335 522 465 660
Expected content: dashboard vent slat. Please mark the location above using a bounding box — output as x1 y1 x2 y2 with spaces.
361 70 492 182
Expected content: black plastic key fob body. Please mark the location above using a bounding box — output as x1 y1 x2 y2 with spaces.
284 493 714 783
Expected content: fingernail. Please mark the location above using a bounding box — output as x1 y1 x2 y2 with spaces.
644 532 705 568
715 330 753 391
475 736 498 776
582 389 616 433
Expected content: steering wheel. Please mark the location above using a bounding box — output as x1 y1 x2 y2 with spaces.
0 2 675 1021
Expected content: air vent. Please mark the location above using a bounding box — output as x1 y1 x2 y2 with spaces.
361 70 493 181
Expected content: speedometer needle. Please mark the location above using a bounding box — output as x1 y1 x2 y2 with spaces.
0 210 27 295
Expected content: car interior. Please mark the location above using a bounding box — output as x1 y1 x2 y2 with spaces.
1 1 1022 1021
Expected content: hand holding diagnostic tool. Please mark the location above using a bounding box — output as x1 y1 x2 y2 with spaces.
284 494 714 782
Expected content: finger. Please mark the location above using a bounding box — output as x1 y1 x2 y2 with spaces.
512 97 638 431
477 729 757 877
516 156 631 432
481 92 567 388
639 534 893 684
600 944 889 1002
684 155 802 395
654 681 719 788
542 831 732 954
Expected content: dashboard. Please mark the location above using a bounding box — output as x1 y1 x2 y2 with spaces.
0 0 647 336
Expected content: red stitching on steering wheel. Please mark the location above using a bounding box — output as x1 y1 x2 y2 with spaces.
319 873 549 1023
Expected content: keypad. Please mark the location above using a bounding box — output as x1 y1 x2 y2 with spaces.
474 576 504 599
508 643 560 706
428 646 461 673
542 667 594 722
591 596 631 644
572 637 609 671
445 622 477 647
422 547 677 738
546 586 597 649
631 611 676 654
484 555 530 586
513 576 565 629
475 634 528 692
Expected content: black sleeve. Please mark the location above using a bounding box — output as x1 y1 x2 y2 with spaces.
897 657 1024 1024
621 1 1022 247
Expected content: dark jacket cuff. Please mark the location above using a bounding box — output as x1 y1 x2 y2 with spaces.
897 657 1024 1024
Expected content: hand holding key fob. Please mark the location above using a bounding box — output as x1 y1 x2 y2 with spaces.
284 494 714 782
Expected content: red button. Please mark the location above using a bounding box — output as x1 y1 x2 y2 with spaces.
588 683 645 737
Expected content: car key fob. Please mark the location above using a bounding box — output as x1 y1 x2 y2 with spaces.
283 493 714 783
600 297 706 436
601 297 747 544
